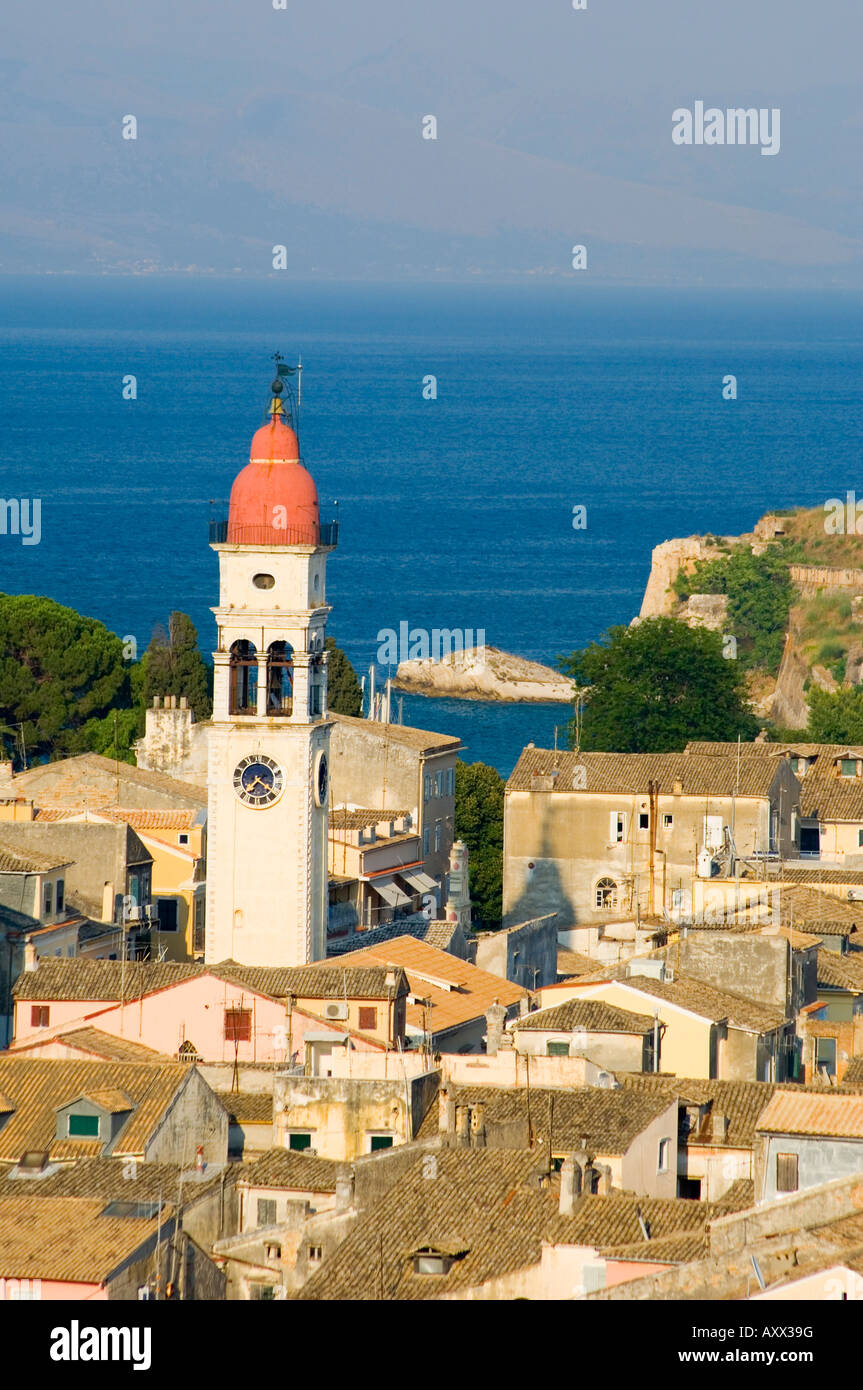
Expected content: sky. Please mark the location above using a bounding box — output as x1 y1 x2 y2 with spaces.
2 0 862 284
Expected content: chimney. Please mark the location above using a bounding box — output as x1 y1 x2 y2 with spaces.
711 1111 729 1143
518 996 530 1018
23 938 38 973
101 882 115 924
438 1085 455 1135
153 696 161 709
485 1001 507 1057
454 1105 470 1148
179 696 188 710
597 1164 613 1196
335 1168 356 1212
0 762 14 794
195 1145 204 1174
559 1154 582 1215
470 1102 486 1149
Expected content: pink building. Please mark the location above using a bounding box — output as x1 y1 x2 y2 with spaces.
12 958 388 1065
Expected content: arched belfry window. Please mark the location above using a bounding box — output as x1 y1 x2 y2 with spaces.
229 640 258 715
267 641 293 716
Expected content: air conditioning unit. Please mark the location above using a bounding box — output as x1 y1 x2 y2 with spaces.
325 1002 349 1020
848 890 863 902
126 906 142 922
144 905 159 921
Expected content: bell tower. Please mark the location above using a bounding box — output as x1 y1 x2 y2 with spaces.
205 367 336 966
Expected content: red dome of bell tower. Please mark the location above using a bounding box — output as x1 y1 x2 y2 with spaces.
227 378 320 546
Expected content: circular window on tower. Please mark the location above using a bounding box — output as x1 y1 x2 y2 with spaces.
253 573 275 590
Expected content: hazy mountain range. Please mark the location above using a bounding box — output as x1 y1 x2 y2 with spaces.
3 0 861 284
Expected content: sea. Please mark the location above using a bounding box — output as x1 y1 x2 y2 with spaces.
1 278 862 777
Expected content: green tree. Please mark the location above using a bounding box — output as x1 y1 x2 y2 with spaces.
80 707 145 765
325 638 363 717
455 760 504 928
0 594 130 764
141 612 212 720
559 617 758 753
807 687 863 744
674 545 793 674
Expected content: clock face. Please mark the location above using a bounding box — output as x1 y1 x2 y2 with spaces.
233 754 284 807
314 751 329 808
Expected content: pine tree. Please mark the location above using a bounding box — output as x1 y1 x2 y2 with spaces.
325 637 363 717
142 612 212 720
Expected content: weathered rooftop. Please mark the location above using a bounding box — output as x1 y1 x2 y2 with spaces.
756 1089 863 1139
514 998 656 1036
0 1195 169 1284
237 1147 341 1194
420 1082 674 1156
507 748 784 798
317 938 524 1036
0 1057 205 1163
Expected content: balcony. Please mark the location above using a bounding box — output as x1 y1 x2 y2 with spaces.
209 519 339 547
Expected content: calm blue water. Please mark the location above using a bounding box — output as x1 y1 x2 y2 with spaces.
1 279 862 776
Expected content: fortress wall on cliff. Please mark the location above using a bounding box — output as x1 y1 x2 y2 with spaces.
638 537 726 619
790 564 863 594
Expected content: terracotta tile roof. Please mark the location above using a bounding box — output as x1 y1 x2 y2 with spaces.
295 1149 556 1300
0 837 70 873
799 777 863 822
686 740 863 763
13 958 207 1002
296 1151 712 1301
328 921 463 958
585 973 788 1034
780 865 863 884
816 948 863 993
0 1195 170 1283
711 1177 756 1213
756 1090 863 1139
316 938 524 1036
329 809 410 829
74 1088 133 1114
514 999 656 1035
0 1057 201 1162
557 948 599 978
0 1156 224 1203
841 1057 863 1085
544 1190 713 1251
212 961 409 1003
11 956 409 1007
224 1093 273 1125
11 753 207 809
112 809 199 831
602 1229 709 1264
620 1075 821 1149
507 748 782 797
24 1028 174 1065
775 884 861 937
329 712 460 754
419 1083 674 1155
238 1147 340 1194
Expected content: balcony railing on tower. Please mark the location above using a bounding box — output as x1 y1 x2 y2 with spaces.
209 517 339 547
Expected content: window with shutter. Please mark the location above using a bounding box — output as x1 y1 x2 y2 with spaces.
776 1152 798 1193
31 1006 49 1028
224 1008 252 1042
257 1199 277 1227
359 1006 377 1031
